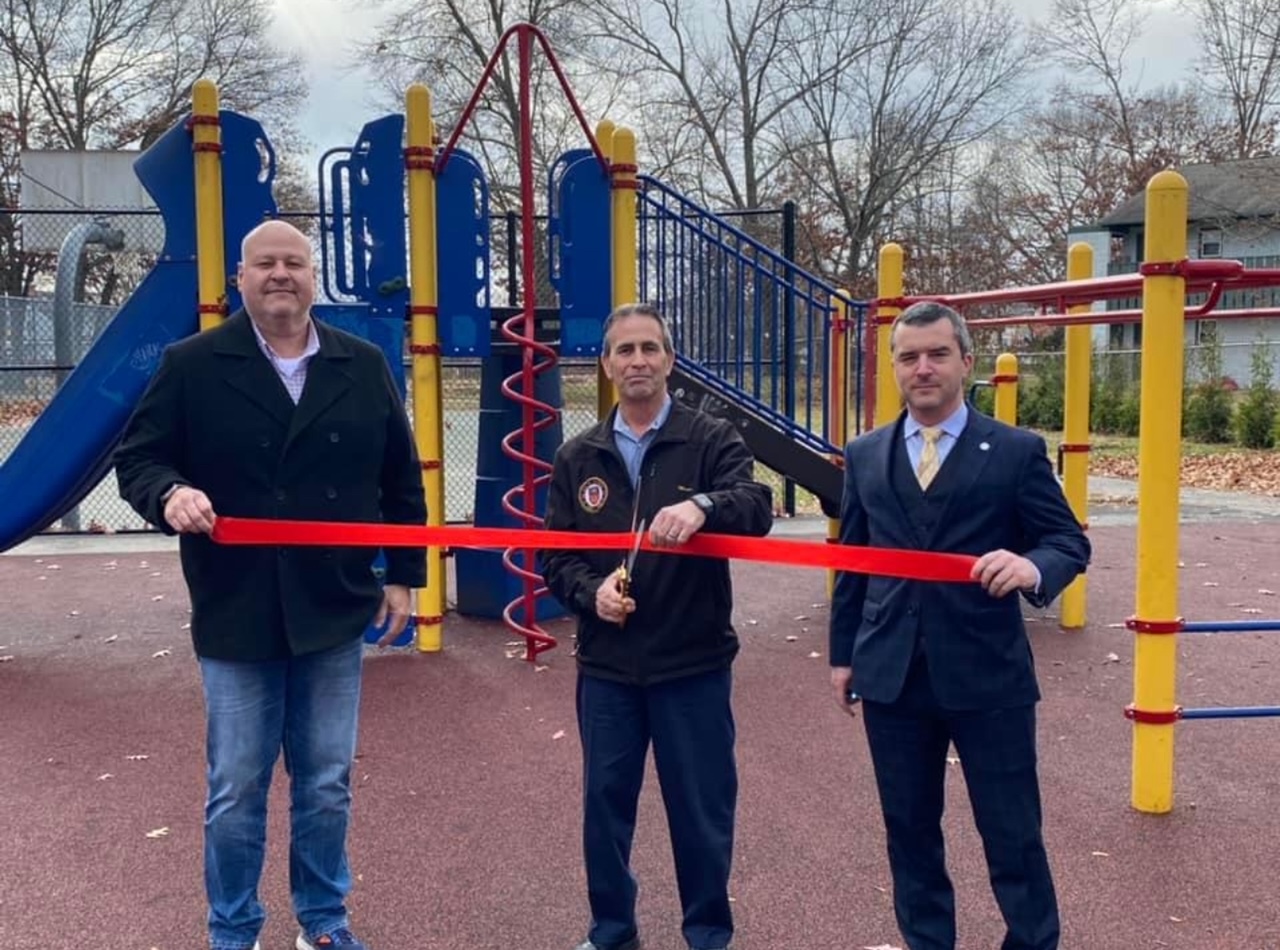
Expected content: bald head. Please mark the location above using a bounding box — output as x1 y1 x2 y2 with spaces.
237 219 316 334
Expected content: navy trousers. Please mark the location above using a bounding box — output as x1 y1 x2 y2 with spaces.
576 668 736 950
861 657 1059 950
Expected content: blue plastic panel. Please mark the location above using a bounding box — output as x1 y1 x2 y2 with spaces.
553 149 611 356
435 148 490 356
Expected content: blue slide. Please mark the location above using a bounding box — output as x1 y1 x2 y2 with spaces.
0 111 276 552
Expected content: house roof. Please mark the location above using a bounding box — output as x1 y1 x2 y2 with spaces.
1094 157 1280 228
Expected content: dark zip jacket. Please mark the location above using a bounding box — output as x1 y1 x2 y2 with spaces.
541 399 773 684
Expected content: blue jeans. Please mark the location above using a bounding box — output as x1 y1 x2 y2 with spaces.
199 637 364 950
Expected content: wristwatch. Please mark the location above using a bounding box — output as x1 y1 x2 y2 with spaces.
691 493 714 515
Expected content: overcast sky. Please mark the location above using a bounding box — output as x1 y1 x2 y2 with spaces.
268 0 1201 174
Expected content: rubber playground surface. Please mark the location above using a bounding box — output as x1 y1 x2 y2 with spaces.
2 507 1279 950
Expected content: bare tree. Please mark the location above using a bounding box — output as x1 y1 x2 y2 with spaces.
780 0 1033 288
0 0 305 151
579 0 869 211
1189 0 1280 156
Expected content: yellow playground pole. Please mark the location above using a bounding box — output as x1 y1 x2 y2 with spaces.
191 79 226 331
875 243 904 427
992 353 1018 425
605 125 637 419
405 84 445 652
826 293 851 596
1061 243 1094 629
1130 170 1189 814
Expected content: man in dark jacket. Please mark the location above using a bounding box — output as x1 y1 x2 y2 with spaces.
115 220 426 950
829 301 1090 950
542 303 772 950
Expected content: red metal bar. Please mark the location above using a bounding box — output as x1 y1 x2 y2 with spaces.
965 306 1280 331
876 263 1280 314
435 23 606 175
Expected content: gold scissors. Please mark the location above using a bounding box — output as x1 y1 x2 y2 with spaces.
617 517 645 626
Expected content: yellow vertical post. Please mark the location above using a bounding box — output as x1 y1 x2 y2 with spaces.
1061 243 1094 629
1130 170 1189 814
827 294 850 596
993 353 1018 424
191 79 226 331
605 126 637 419
406 84 445 652
875 243 904 426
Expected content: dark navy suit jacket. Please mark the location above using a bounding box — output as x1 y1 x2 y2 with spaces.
829 407 1090 711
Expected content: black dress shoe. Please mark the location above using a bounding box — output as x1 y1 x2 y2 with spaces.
572 938 640 950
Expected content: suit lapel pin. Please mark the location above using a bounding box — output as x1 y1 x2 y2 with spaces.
979 441 990 451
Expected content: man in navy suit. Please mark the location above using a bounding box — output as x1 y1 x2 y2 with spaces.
828 301 1089 950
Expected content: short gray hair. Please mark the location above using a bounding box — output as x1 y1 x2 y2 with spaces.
890 301 972 357
601 302 675 356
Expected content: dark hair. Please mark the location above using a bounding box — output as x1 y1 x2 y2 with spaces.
890 301 972 357
601 302 675 356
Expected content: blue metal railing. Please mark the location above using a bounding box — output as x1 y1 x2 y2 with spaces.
637 176 865 441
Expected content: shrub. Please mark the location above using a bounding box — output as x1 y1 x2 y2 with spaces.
1184 330 1234 443
1234 341 1278 449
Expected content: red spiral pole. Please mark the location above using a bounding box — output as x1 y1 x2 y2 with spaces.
498 25 559 661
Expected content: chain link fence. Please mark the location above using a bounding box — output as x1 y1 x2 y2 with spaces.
0 207 616 534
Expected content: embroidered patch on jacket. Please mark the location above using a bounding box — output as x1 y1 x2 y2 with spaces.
578 477 608 513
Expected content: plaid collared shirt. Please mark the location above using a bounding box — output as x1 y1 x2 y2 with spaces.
250 318 320 404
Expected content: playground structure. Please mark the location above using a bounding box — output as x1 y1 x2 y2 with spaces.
1 24 1278 817
866 174 1280 817
0 25 857 656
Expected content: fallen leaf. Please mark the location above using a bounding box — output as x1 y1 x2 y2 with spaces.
794 614 810 621
1091 850 1110 857
1202 582 1219 588
807 651 821 659
785 635 798 642
152 649 172 659
145 827 170 839
151 595 164 602
1259 589 1276 596
1239 607 1263 614
125 754 149 761
0 655 14 663
1104 652 1121 663
103 634 118 643
551 729 566 740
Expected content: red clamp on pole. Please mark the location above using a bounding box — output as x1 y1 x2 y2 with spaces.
1124 704 1182 724
404 144 434 171
1059 442 1091 452
420 460 442 471
409 343 441 355
989 373 1019 384
1138 260 1185 277
610 162 639 190
408 304 439 316
1125 617 1184 634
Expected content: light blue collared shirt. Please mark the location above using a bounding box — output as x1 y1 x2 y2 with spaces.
612 395 673 488
903 403 968 473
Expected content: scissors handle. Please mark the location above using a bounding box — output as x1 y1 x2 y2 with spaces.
617 565 630 627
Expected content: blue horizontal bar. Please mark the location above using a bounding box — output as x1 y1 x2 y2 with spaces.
1180 706 1280 719
1181 620 1280 633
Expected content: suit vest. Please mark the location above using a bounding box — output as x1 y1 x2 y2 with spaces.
890 432 958 548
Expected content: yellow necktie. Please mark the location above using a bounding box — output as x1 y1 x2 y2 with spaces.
916 426 942 489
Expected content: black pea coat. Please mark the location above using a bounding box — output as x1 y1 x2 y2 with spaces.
115 311 427 661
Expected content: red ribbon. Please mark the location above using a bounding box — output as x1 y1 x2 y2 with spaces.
211 517 977 584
